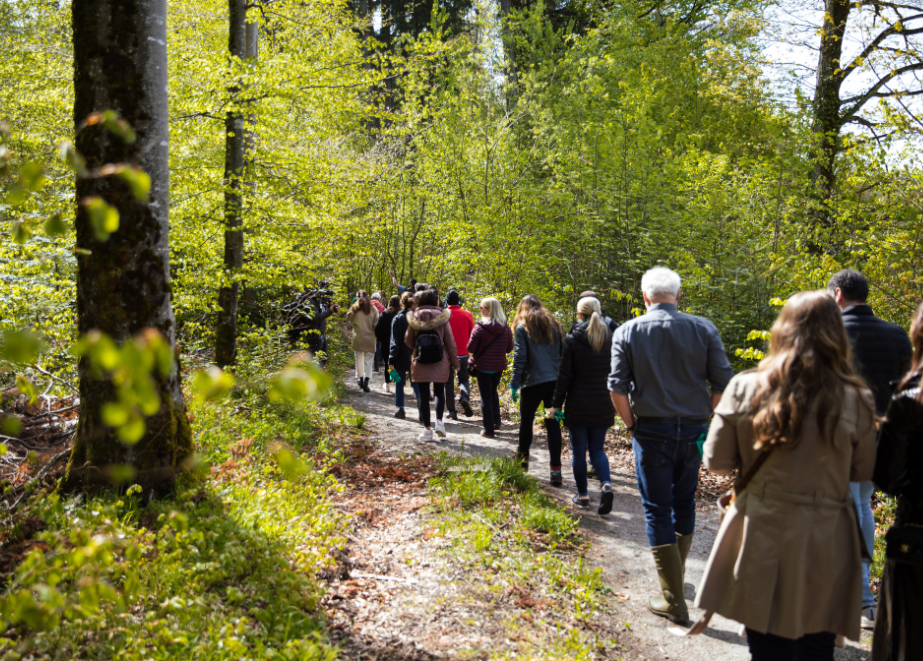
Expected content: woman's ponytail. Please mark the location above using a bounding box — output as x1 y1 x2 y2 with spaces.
587 311 607 352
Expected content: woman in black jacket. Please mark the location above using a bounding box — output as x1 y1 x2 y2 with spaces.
376 295 400 394
548 297 615 515
387 292 418 418
873 301 923 661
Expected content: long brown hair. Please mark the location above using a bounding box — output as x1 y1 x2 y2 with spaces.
899 302 923 401
512 295 562 345
349 290 371 315
750 290 870 450
387 294 401 314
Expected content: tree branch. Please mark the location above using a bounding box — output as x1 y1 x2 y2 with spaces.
840 62 923 123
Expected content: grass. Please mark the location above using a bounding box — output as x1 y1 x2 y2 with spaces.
427 455 620 660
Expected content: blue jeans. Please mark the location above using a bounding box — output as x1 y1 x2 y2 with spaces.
632 422 708 547
394 370 418 409
568 427 610 495
850 480 876 609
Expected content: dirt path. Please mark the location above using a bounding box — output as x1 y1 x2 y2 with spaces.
341 371 873 660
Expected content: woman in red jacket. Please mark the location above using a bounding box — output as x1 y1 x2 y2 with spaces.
467 297 514 438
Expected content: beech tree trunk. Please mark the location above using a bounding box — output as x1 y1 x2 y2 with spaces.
67 0 193 492
811 0 850 204
215 0 248 367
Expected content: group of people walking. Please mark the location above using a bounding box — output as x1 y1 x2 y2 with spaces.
345 266 922 660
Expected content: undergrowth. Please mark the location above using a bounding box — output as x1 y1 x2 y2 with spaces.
0 382 352 660
429 456 620 660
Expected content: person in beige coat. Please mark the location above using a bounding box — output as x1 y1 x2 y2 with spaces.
693 291 877 660
345 291 379 393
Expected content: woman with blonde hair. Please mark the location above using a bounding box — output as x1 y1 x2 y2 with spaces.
511 295 564 482
694 291 876 659
548 297 616 512
345 290 379 392
872 301 923 661
467 297 513 438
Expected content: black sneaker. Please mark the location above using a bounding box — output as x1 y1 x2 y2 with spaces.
599 484 614 515
394 408 405 419
550 469 563 486
572 494 590 508
461 400 473 417
448 410 458 421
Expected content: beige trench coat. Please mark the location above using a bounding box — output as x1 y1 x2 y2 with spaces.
346 308 378 353
695 370 876 642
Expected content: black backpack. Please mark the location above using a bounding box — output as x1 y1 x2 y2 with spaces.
414 328 444 364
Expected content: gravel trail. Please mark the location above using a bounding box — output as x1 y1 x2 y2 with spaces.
344 370 873 660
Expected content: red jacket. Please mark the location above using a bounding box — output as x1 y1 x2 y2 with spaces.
467 321 513 372
371 299 385 315
447 305 475 356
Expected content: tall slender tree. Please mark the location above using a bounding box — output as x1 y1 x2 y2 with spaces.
66 0 193 491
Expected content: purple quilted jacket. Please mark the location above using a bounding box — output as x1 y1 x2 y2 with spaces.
467 321 513 372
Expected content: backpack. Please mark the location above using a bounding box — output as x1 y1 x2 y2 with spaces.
414 328 444 364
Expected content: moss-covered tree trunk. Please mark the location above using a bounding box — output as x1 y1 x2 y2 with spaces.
65 0 193 493
215 0 248 368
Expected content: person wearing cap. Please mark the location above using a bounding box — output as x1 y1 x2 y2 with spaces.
608 267 733 623
445 290 475 419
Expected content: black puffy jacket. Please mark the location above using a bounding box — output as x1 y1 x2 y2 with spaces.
552 321 616 428
842 305 913 415
388 309 413 372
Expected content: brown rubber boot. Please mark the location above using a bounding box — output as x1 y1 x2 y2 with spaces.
676 532 693 581
648 543 689 623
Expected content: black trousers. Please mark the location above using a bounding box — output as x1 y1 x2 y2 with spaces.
416 381 445 428
446 358 470 412
517 381 562 467
746 628 835 661
475 371 502 434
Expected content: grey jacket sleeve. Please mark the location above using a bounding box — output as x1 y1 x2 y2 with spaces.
608 326 632 394
511 325 528 388
705 322 734 394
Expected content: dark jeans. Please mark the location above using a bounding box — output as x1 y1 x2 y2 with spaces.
446 357 470 412
568 427 610 495
394 369 418 408
475 371 502 434
416 381 445 428
517 381 562 467
746 628 835 661
632 422 708 547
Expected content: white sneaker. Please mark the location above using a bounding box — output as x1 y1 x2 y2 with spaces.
861 607 875 630
435 420 446 438
383 382 391 393
417 429 434 443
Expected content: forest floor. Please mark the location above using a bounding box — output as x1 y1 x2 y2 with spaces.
324 370 874 660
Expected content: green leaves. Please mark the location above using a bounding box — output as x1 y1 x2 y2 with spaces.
115 167 151 202
82 196 120 241
81 110 136 144
190 366 236 402
0 328 44 364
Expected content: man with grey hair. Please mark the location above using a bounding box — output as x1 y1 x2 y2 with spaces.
609 267 734 623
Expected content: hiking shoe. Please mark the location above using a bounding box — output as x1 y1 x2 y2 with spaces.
599 484 614 515
448 410 458 421
572 494 590 508
480 430 495 439
417 429 434 443
861 607 875 630
461 400 473 417
435 420 447 438
550 469 563 486
494 423 501 431
394 408 406 419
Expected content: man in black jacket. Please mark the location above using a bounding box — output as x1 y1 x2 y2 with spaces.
827 269 913 630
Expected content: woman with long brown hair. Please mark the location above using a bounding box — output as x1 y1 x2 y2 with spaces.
510 295 564 481
872 301 923 661
346 290 378 393
694 291 876 660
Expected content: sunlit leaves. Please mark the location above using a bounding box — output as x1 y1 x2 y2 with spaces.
82 197 119 241
268 354 332 403
58 141 88 176
0 329 44 364
190 366 236 402
81 110 136 144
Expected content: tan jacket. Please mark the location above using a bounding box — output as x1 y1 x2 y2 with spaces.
695 370 876 641
405 306 460 384
346 308 378 353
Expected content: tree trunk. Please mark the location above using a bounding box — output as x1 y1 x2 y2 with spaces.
67 0 193 493
215 0 248 367
498 0 519 111
811 0 851 203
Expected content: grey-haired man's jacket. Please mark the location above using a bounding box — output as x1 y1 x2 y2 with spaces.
608 303 733 419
